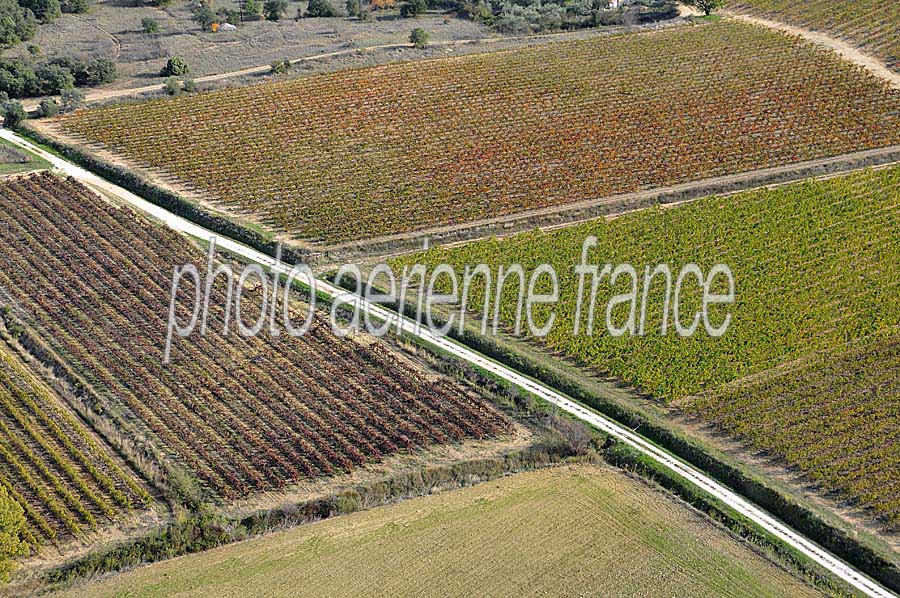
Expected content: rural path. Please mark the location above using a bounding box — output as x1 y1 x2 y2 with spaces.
724 10 900 91
1 126 895 598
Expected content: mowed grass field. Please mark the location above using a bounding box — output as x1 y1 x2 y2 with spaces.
396 165 900 525
0 173 509 501
57 21 900 244
729 0 900 72
58 466 821 598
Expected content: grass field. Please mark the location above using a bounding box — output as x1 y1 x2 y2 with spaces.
729 1 900 73
0 173 509 500
58 465 822 597
56 20 900 244
396 165 900 524
0 343 149 546
0 138 51 176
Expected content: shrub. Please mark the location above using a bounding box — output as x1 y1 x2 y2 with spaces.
305 0 336 17
20 0 61 24
270 59 291 74
400 0 425 17
0 0 38 48
59 87 84 113
409 26 429 48
83 57 116 85
141 17 159 33
345 0 360 16
34 63 74 94
163 76 181 96
192 4 216 28
38 97 58 117
263 0 286 20
160 57 189 77
243 0 262 19
60 0 88 13
26 43 39 57
1 100 25 127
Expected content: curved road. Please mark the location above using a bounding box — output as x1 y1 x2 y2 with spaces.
0 128 895 598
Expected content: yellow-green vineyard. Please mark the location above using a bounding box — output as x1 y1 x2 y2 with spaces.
396 164 900 525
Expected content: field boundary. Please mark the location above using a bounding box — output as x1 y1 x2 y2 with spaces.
339 274 900 594
19 122 900 266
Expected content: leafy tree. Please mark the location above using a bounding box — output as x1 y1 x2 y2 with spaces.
345 0 360 16
160 56 189 77
192 4 216 28
38 97 58 117
409 26 428 48
19 0 60 24
34 62 74 94
59 0 88 13
0 486 26 582
141 16 159 33
400 0 425 17
0 0 38 48
59 87 84 112
270 58 290 74
263 0 286 20
243 0 262 19
691 0 724 15
1 98 25 127
305 0 336 17
83 57 116 85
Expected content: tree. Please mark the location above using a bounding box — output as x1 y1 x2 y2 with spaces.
19 0 60 24
692 0 724 15
160 56 189 77
34 62 74 94
38 97 58 117
0 0 38 48
305 0 336 17
182 78 197 92
1 99 25 127
409 26 428 48
263 0 286 20
59 87 84 113
83 57 116 85
60 0 88 13
243 0 262 19
141 16 159 33
192 4 216 28
345 0 360 17
0 487 26 583
400 0 425 17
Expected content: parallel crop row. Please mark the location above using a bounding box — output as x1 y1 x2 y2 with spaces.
58 21 900 244
0 344 150 544
396 165 900 525
0 173 509 500
730 0 900 73
688 333 900 526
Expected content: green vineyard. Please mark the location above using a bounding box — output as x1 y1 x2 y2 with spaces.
396 165 900 523
0 343 150 546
